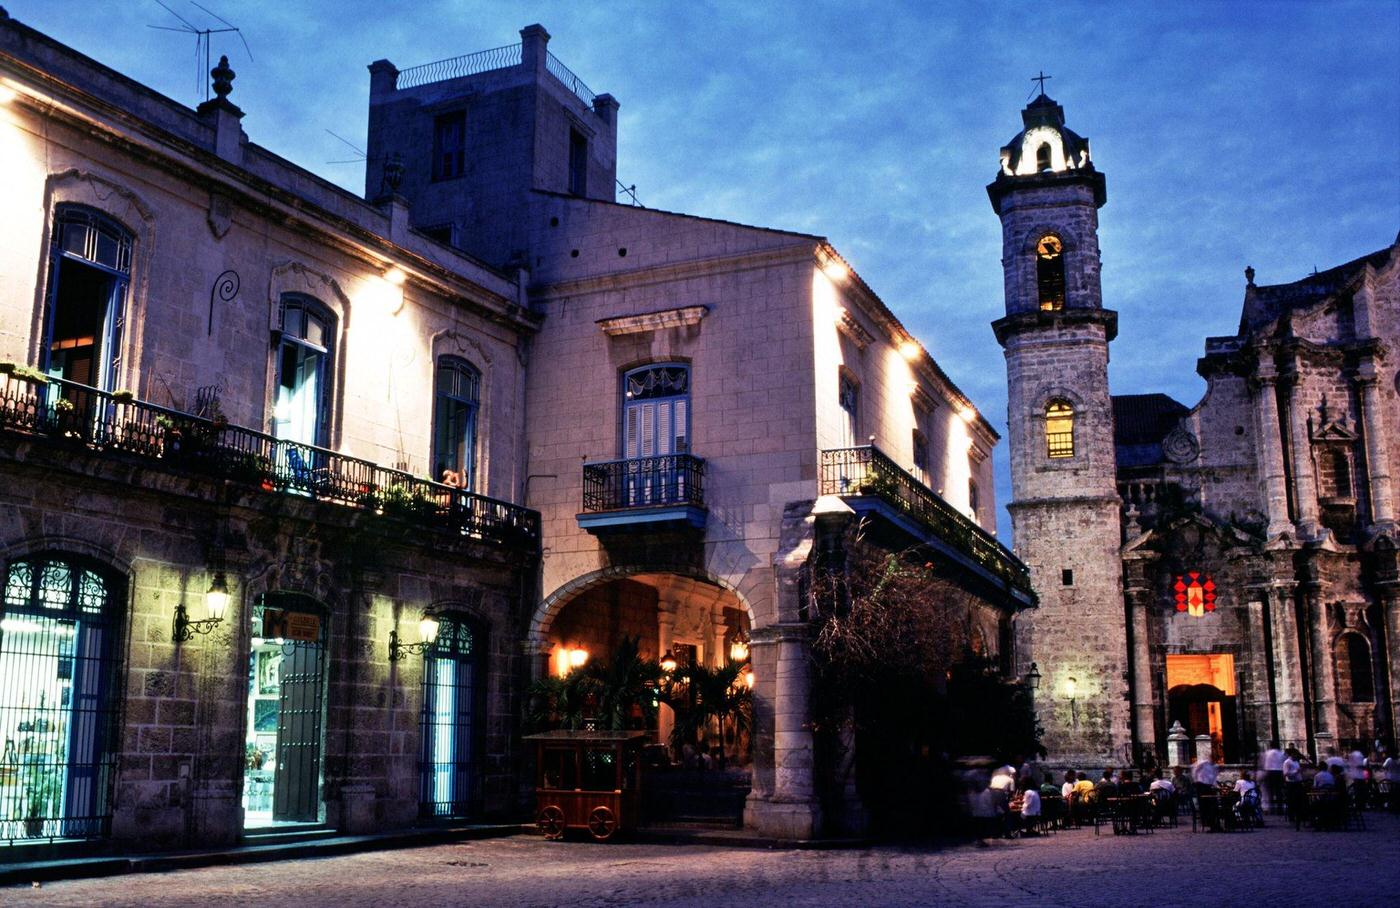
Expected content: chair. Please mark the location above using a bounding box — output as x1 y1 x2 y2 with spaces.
1235 789 1264 829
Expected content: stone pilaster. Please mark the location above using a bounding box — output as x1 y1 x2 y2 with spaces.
1123 572 1156 758
1381 588 1400 746
657 601 676 748
1355 361 1396 531
1250 364 1295 540
1284 370 1321 539
1304 581 1336 759
1263 583 1308 749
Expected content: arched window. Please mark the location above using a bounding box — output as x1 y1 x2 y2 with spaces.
1036 235 1066 311
419 614 482 818
1337 633 1374 704
1045 399 1074 458
434 357 481 489
42 206 134 391
1036 142 1053 172
274 294 335 448
1 554 124 842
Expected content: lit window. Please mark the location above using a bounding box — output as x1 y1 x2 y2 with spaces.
433 112 466 181
42 205 133 392
1036 235 1065 311
1036 142 1052 172
434 357 481 490
1173 572 1217 618
274 295 334 449
1045 399 1074 458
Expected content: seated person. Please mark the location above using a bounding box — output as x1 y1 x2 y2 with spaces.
1094 768 1118 798
1017 778 1042 834
1313 766 1338 790
1234 770 1258 798
1148 770 1175 796
1061 770 1078 800
1117 770 1142 796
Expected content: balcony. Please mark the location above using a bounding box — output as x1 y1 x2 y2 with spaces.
577 454 707 533
0 368 540 552
819 445 1034 605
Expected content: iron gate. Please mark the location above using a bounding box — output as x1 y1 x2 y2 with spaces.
419 616 480 818
250 596 327 826
0 555 123 845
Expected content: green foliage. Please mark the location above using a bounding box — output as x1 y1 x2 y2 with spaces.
527 636 661 732
661 659 752 759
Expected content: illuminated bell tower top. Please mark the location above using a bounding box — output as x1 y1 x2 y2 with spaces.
987 92 1106 215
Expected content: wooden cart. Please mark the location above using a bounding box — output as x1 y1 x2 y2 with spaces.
525 730 647 842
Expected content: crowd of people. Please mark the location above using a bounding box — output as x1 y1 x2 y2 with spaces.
959 740 1400 842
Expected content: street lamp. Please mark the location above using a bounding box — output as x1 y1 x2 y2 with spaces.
1025 662 1041 690
389 611 441 661
173 572 229 642
660 650 678 674
1066 675 1079 728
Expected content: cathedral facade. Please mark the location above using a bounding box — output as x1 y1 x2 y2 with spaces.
995 94 1400 768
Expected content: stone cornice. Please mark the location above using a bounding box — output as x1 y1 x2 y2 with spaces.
531 245 815 300
992 307 1118 346
596 305 709 337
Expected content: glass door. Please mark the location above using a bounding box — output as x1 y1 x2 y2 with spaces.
419 618 478 819
244 598 326 828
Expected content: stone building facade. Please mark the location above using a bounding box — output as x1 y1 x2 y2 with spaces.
995 92 1400 768
0 13 540 854
0 13 1031 856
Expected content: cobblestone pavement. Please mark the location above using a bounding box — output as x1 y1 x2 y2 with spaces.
9 815 1400 907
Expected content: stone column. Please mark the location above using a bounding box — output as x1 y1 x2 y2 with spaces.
1382 589 1400 746
747 622 821 839
1124 580 1156 759
657 601 676 749
1251 364 1295 539
1355 361 1396 531
1284 371 1321 539
1305 584 1337 759
1264 584 1308 750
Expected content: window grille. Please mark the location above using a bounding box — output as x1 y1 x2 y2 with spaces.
0 555 123 844
419 616 480 819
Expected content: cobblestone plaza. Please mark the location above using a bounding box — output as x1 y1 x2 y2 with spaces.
9 816 1400 907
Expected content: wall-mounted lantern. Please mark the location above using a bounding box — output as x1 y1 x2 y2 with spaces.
173 572 230 642
1025 662 1041 690
389 611 441 661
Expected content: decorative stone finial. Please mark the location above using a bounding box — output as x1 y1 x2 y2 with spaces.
1245 265 1255 286
211 55 235 100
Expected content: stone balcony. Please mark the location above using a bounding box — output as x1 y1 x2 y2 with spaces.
576 453 707 533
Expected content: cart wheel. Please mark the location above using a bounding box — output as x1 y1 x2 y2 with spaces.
586 805 617 842
538 805 567 840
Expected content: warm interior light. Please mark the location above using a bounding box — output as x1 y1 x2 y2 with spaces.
958 406 977 424
822 260 848 283
383 266 407 286
729 640 749 663
569 647 589 668
660 650 678 674
1065 676 1078 699
418 613 440 645
899 340 921 362
0 85 16 105
205 572 230 622
742 668 755 689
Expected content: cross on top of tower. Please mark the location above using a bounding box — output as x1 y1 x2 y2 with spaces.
1031 71 1051 98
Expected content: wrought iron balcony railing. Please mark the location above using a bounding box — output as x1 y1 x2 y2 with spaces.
581 454 706 513
0 369 539 552
819 445 1032 596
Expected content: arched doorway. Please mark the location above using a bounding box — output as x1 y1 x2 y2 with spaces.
418 613 483 820
0 554 124 842
1165 653 1238 762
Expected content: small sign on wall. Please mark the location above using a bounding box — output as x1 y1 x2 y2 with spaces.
259 608 322 643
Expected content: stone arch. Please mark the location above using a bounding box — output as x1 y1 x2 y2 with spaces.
530 563 758 652
37 170 157 392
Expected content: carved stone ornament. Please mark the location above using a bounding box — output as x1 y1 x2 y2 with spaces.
207 192 233 238
1163 424 1200 464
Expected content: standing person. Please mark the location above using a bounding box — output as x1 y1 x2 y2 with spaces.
1192 754 1222 831
1383 751 1400 813
1283 747 1305 828
1261 741 1285 815
1347 746 1369 806
1018 777 1042 836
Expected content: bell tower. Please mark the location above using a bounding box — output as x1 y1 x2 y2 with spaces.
989 90 1131 767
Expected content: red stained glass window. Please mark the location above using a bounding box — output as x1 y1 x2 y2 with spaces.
1174 572 1216 617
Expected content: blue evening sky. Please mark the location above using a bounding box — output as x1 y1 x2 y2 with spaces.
15 1 1400 539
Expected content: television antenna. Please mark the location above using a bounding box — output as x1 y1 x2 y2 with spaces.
325 129 367 165
147 0 253 102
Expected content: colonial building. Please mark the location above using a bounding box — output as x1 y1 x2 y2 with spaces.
0 11 1030 858
994 91 1400 768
